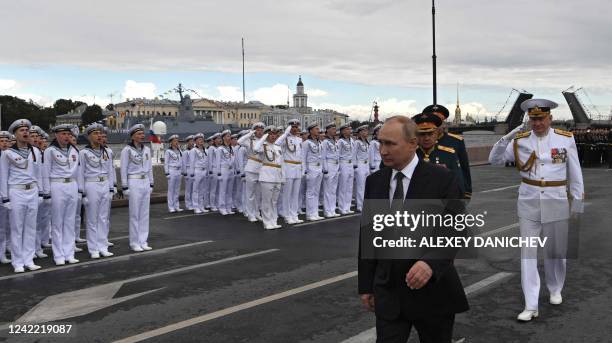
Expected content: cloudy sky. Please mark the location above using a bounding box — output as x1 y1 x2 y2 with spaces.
1 0 611 121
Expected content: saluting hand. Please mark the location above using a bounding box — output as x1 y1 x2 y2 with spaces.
360 294 375 312
406 261 433 290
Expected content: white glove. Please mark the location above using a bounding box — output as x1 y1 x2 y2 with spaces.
123 189 130 198
38 197 44 205
113 187 117 194
82 196 89 206
149 185 154 194
44 197 52 205
503 123 526 141
3 201 12 210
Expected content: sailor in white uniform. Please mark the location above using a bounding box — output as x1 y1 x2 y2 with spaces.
100 128 116 249
337 123 355 214
43 124 81 265
207 133 222 211
190 133 210 214
352 125 370 212
65 126 86 250
120 124 154 252
0 131 12 264
164 134 184 213
321 123 340 218
238 123 265 222
274 119 304 224
78 123 115 259
213 130 235 215
302 123 324 221
369 124 382 173
183 135 195 210
253 126 284 230
298 130 308 214
232 133 246 213
1 120 44 272
28 126 51 259
489 99 584 322
203 135 215 210
37 132 53 251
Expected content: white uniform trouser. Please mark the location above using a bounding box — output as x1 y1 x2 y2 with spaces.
305 169 323 218
260 182 281 228
50 181 78 263
282 177 301 220
241 177 247 212
128 178 151 249
520 217 568 310
8 186 39 269
208 173 218 209
299 175 306 210
74 196 82 240
277 183 285 218
322 169 339 216
184 176 194 209
167 169 181 211
337 163 354 213
85 180 111 254
0 206 9 257
36 201 51 248
354 163 369 211
217 169 234 212
233 174 244 211
244 172 261 219
192 169 207 211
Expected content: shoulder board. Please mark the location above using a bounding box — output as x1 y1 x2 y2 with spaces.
514 131 531 140
437 145 456 154
446 132 464 141
554 128 573 137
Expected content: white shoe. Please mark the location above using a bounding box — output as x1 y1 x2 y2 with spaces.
141 245 153 251
35 251 48 258
315 215 324 220
294 218 304 224
256 215 263 221
25 264 42 271
187 207 194 211
90 252 100 259
324 213 335 218
107 241 114 247
211 207 218 212
75 238 87 243
0 257 12 264
286 219 297 225
100 251 114 257
333 213 341 217
517 310 539 322
169 209 177 213
14 267 25 273
194 209 203 214
306 216 321 221
74 246 83 252
248 217 258 222
55 260 66 266
132 246 144 252
42 242 52 248
176 208 184 212
347 210 355 214
67 258 80 264
550 293 562 305
227 211 235 215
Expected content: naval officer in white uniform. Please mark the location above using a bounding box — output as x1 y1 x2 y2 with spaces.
164 134 184 213
120 124 154 252
369 124 382 173
238 123 265 222
321 122 340 218
253 126 284 230
190 133 209 214
302 123 324 221
352 125 370 212
489 98 584 321
337 123 355 215
275 119 304 224
0 131 12 264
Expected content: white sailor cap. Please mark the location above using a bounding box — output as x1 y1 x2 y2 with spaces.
10 134 16 141
252 122 265 130
325 122 336 130
238 130 249 137
356 125 369 133
29 125 43 135
8 119 32 133
301 129 308 134
520 99 558 118
85 123 104 135
41 132 50 140
168 134 180 141
339 123 352 131
211 133 221 140
70 125 80 137
307 122 319 131
0 131 10 139
128 124 145 136
231 133 240 139
51 123 73 133
102 126 109 134
221 129 232 137
372 123 382 134
185 135 194 141
276 126 284 132
287 118 300 126
264 125 279 134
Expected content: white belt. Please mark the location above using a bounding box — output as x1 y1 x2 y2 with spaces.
220 166 233 170
308 162 321 167
128 174 147 179
326 160 338 164
169 166 181 170
195 167 207 170
86 176 108 182
50 177 75 183
340 160 352 164
358 160 368 164
9 182 37 190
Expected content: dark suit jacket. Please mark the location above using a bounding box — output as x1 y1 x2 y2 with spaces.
358 159 469 321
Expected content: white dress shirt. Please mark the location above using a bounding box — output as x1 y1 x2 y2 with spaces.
389 155 419 204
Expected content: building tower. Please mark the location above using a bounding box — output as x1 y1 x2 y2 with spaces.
454 83 462 125
293 76 309 114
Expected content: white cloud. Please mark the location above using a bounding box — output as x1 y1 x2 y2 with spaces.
313 98 418 122
250 84 290 105
0 79 18 92
308 88 328 97
122 80 157 100
216 86 243 102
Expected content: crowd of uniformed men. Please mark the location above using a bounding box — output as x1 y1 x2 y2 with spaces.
0 104 472 274
571 127 612 168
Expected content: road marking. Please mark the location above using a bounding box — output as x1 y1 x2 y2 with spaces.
340 272 514 343
292 214 360 227
163 212 215 220
113 271 358 343
478 222 519 237
0 249 279 329
479 184 519 193
0 241 214 282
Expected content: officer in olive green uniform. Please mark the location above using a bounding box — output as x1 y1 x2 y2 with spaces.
422 105 472 199
413 113 466 196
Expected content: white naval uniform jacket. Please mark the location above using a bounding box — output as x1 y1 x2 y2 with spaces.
338 137 354 165
104 145 116 188
302 139 322 173
0 146 44 201
352 138 370 169
321 138 339 174
275 131 303 178
206 146 218 176
369 139 382 171
78 146 114 193
254 136 284 183
489 128 584 223
189 147 208 175
214 145 235 177
238 132 263 174
120 144 154 189
43 143 80 187
234 145 246 176
164 148 184 176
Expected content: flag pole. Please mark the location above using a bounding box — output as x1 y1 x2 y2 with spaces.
431 0 437 105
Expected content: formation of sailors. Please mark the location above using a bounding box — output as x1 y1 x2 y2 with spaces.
572 127 612 168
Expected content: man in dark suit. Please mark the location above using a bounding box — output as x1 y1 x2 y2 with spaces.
358 116 469 343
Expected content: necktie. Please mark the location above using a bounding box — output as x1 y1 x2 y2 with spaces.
392 172 404 210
